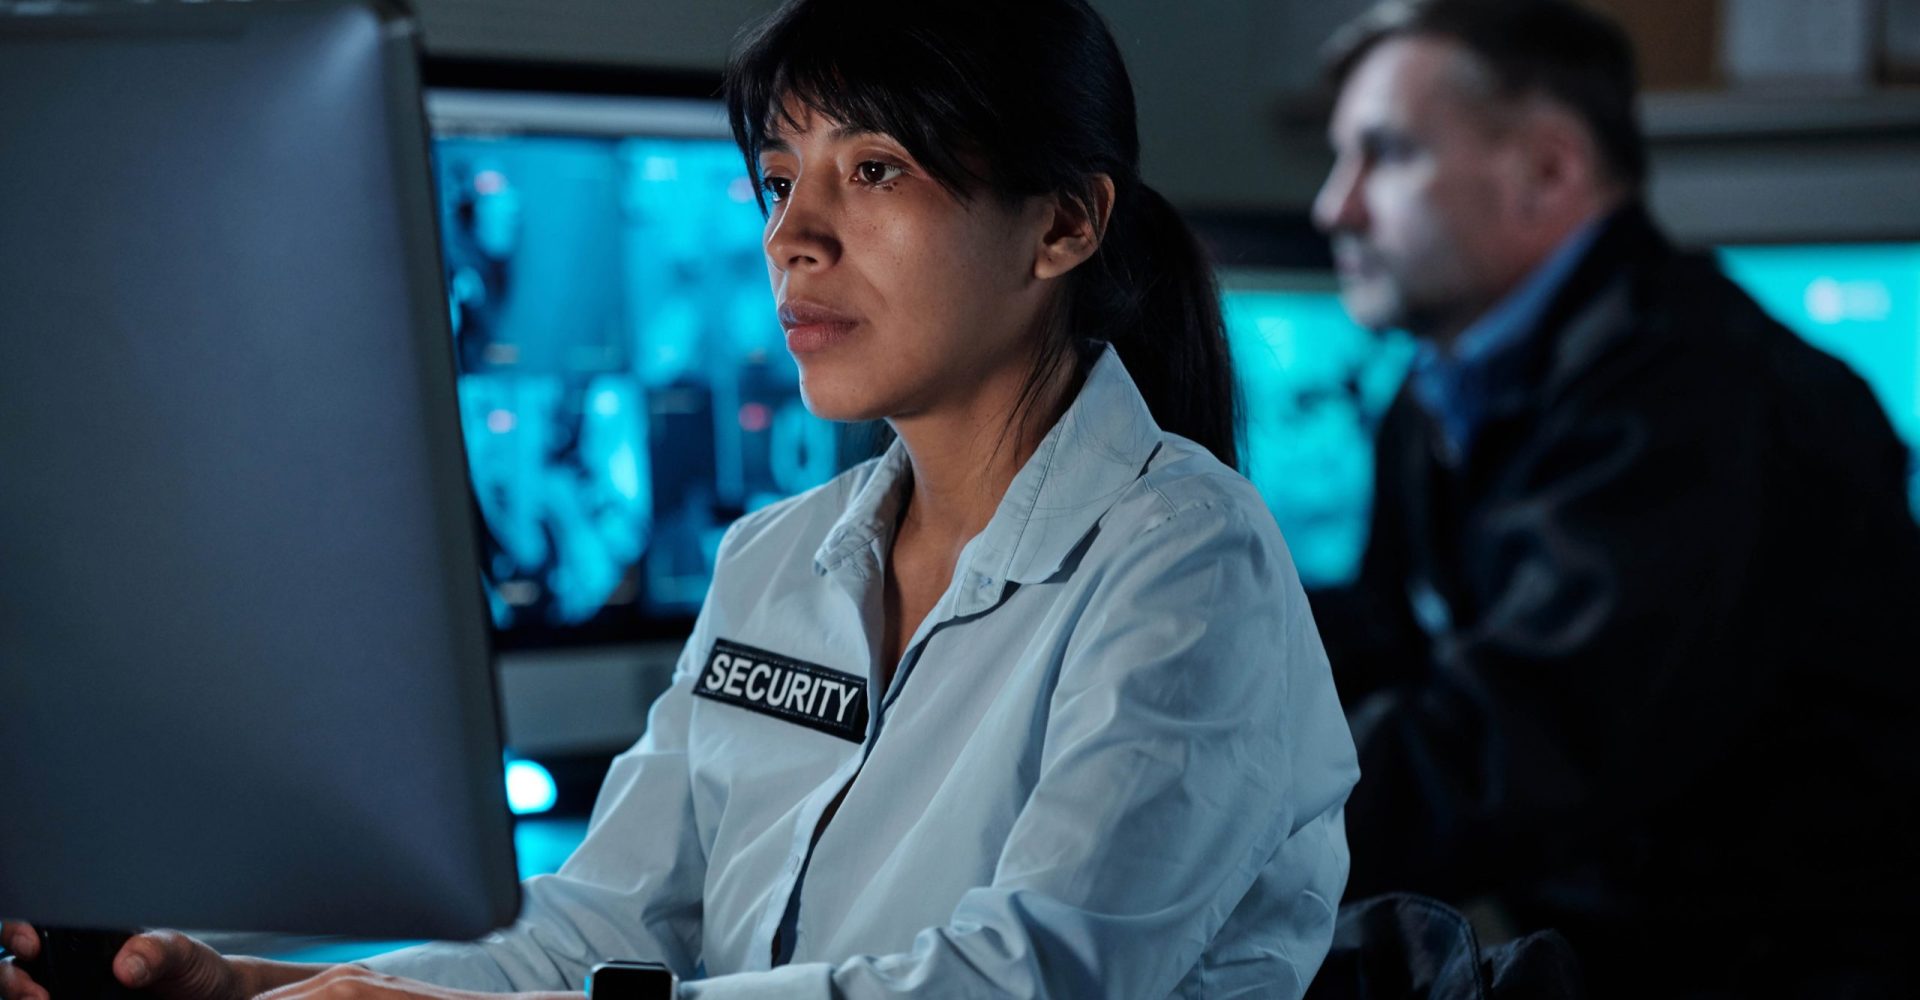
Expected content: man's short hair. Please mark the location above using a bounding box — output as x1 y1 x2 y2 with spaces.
1324 0 1647 191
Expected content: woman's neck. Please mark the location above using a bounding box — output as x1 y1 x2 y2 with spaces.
888 350 1080 548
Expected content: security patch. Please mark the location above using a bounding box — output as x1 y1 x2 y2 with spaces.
694 639 869 743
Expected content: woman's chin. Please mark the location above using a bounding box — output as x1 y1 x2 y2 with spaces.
796 372 893 425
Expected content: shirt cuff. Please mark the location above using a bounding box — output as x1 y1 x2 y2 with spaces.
678 962 834 1000
354 942 518 993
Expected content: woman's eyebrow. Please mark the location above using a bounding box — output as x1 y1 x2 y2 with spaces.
762 125 891 153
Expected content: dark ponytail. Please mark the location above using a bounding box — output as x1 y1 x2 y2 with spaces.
1072 183 1238 469
727 0 1240 468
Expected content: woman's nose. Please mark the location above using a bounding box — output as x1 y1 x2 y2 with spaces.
765 177 842 273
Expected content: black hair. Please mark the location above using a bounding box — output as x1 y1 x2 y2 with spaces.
724 0 1239 469
1324 0 1647 192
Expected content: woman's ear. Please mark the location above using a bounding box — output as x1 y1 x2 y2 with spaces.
1034 174 1115 280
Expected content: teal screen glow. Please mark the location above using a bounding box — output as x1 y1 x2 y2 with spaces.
434 132 846 639
1716 243 1920 518
1221 286 1415 587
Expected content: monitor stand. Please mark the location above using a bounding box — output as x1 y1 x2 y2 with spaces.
15 928 137 1000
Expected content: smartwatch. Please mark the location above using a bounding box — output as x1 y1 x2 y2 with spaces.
588 959 677 1000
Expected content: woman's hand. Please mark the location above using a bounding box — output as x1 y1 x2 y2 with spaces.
1 922 318 1000
0 922 48 1000
256 965 580 1000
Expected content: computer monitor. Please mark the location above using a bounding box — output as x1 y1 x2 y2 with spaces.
1716 242 1920 519
425 85 856 649
1219 272 1416 589
0 0 519 938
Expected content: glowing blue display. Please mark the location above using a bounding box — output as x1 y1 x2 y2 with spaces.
1222 287 1415 587
433 131 846 638
1717 243 1920 518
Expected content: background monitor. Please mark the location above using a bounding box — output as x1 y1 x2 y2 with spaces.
0 0 519 938
1716 242 1920 518
1219 272 1414 589
426 85 857 650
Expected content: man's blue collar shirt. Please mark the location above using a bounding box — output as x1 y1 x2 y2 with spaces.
1407 216 1605 465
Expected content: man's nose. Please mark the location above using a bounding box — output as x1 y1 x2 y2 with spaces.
1312 160 1365 234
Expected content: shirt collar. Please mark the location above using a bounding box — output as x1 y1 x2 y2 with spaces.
1408 214 1606 460
812 345 1162 607
812 441 911 580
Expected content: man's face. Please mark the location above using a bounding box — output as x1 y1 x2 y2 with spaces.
1313 36 1535 343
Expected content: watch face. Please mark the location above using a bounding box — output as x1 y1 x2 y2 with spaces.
588 961 674 1000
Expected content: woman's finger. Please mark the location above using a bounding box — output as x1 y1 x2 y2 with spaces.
0 925 37 962
0 957 48 1000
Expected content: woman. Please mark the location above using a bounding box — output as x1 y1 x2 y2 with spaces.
1 0 1355 996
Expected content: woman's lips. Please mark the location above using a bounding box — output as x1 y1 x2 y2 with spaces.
779 301 860 353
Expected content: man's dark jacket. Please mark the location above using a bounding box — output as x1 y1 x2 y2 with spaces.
1313 205 1920 997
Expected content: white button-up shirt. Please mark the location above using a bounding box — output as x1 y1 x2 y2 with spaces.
363 347 1359 998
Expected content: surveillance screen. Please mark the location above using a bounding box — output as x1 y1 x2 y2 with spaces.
1717 242 1920 519
1221 283 1417 588
432 97 846 642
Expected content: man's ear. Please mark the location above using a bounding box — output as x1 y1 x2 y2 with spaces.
1034 174 1116 281
1516 105 1600 224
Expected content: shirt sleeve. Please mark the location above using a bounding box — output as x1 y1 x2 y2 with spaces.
358 622 713 991
682 499 1357 1000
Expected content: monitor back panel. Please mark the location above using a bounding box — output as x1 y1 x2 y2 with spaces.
0 0 520 938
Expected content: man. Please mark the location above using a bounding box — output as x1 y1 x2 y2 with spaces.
1308 0 1920 994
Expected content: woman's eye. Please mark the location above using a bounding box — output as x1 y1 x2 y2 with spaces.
856 161 903 186
760 176 793 202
